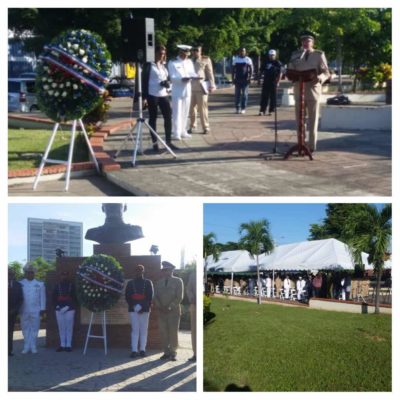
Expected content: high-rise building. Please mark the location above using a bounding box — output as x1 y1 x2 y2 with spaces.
27 218 83 262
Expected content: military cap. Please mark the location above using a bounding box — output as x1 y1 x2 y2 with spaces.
300 30 316 41
161 261 176 270
268 49 277 55
177 44 192 52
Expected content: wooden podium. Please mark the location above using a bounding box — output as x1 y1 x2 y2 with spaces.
284 69 317 160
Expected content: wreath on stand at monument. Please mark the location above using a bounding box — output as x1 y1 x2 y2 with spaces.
35 29 112 122
76 254 125 312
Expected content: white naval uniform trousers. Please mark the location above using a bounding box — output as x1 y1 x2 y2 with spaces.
168 57 196 139
129 311 150 352
19 279 46 352
283 279 291 299
56 309 75 347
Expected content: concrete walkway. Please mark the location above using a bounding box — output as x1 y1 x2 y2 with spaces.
9 86 391 196
105 87 391 196
9 330 196 392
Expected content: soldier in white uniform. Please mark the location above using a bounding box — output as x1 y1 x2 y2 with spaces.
266 274 272 298
296 276 306 301
168 45 199 140
19 263 46 354
287 31 330 152
283 275 291 299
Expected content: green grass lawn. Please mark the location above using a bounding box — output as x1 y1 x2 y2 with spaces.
8 128 89 170
204 297 391 392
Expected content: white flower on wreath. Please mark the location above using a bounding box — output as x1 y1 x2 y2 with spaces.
62 91 67 97
42 77 47 82
72 44 79 50
66 82 71 87
43 84 49 90
48 90 54 95
79 49 85 56
73 84 78 90
51 83 57 88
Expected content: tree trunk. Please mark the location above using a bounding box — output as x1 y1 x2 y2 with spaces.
256 254 261 305
374 268 382 314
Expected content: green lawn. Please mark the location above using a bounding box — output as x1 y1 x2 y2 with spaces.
8 128 89 170
204 297 391 392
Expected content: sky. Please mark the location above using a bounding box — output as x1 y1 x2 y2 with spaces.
205 203 330 245
8 202 201 267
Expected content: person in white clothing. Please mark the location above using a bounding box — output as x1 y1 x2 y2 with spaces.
125 264 154 358
266 275 272 298
168 45 199 140
52 271 77 352
283 275 291 299
296 276 305 301
19 263 46 354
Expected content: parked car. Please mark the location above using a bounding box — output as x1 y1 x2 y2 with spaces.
8 78 39 112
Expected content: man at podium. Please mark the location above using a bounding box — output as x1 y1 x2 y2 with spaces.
288 31 330 152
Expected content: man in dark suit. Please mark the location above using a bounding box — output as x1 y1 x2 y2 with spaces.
8 268 23 356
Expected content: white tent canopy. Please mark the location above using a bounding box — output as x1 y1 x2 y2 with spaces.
205 238 377 273
205 250 257 273
260 238 372 271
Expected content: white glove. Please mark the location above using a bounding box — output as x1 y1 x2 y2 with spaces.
134 304 142 313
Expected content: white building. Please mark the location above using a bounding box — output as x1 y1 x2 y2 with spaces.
27 218 83 262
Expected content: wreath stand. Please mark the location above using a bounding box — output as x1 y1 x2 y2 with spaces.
32 118 100 192
83 311 108 355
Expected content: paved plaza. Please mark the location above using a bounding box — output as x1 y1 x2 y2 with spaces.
9 330 196 392
8 86 391 196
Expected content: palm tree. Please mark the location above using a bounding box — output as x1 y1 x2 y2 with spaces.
344 204 391 314
239 219 274 304
203 233 221 294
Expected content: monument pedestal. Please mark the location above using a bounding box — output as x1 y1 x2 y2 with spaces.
46 244 163 349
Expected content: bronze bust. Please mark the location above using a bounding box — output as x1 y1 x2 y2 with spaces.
85 203 144 244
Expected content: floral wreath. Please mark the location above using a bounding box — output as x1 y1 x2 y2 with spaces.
76 254 124 313
36 29 112 122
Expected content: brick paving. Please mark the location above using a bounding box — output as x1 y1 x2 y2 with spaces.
8 330 195 392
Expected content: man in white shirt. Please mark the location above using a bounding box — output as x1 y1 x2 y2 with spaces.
266 274 272 298
283 275 291 299
296 276 306 301
19 263 46 354
168 45 199 140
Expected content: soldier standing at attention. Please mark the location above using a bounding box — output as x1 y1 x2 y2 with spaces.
19 263 46 354
154 261 184 361
189 45 216 134
125 264 154 358
8 268 23 356
287 31 330 152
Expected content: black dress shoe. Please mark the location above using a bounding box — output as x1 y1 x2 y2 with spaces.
169 354 177 361
56 347 65 352
188 355 196 362
187 128 193 134
159 353 170 360
65 347 72 352
130 351 138 358
167 142 180 151
139 351 146 357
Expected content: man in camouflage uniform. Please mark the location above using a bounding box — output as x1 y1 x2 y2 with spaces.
288 31 330 152
189 45 216 134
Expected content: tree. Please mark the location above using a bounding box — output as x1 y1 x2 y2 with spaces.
343 204 391 314
8 261 24 280
216 241 240 251
31 257 56 282
308 204 369 242
239 219 274 304
203 232 220 294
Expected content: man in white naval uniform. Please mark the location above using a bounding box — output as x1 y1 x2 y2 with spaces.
20 263 46 354
283 275 291 300
296 276 306 301
266 274 272 298
168 45 199 140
